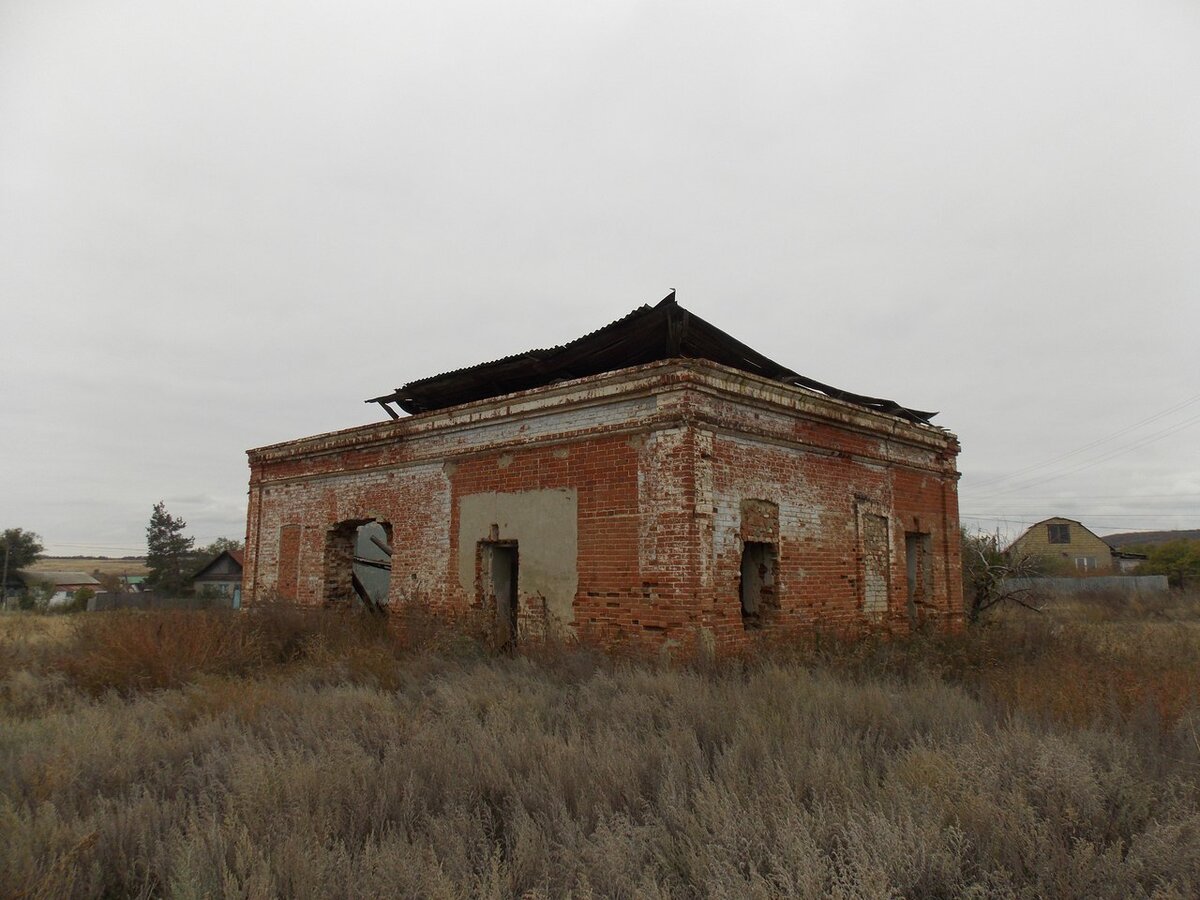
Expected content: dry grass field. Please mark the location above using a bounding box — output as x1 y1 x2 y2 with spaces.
25 557 150 577
2 596 1199 899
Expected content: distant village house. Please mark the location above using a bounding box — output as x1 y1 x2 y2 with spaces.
1007 517 1146 574
191 549 244 607
24 571 102 607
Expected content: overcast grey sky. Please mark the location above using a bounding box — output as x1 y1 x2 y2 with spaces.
2 0 1197 556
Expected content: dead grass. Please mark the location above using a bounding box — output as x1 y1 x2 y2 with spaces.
1040 588 1200 624
0 614 78 647
35 603 488 696
778 615 1200 733
1 595 1199 898
25 557 149 577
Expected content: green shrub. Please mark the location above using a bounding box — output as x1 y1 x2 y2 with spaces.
57 587 93 614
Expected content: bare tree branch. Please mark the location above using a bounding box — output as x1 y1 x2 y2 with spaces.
962 528 1046 623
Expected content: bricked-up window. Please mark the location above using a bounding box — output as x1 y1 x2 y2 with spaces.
479 541 519 649
861 513 890 617
1047 523 1071 544
739 542 778 629
277 525 301 600
322 519 392 612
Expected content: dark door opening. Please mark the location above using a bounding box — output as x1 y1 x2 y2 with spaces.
904 532 932 628
482 542 519 649
739 541 778 629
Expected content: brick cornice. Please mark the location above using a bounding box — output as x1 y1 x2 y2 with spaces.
247 358 958 471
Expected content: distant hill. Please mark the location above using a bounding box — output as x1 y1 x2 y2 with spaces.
1103 530 1200 549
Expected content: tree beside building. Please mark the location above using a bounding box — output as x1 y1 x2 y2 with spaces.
145 502 195 596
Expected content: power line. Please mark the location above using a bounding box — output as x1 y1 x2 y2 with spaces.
969 392 1200 490
959 493 1200 502
971 409 1200 501
965 513 1200 519
960 514 1200 534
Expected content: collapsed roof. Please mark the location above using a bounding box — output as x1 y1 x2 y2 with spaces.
367 293 937 425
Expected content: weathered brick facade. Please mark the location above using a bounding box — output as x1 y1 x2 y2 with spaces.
244 356 963 654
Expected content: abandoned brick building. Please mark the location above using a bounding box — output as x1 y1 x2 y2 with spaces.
243 293 963 651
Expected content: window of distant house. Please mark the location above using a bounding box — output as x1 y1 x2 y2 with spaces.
1047 524 1070 544
1075 556 1097 572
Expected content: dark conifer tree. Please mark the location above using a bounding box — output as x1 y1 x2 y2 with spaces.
145 502 194 595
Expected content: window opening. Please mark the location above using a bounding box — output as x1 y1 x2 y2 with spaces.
322 519 392 614
1047 524 1071 544
739 541 778 629
354 522 393 612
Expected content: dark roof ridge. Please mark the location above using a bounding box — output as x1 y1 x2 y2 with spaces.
368 292 938 425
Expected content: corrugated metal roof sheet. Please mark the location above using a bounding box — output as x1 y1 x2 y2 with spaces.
367 293 938 424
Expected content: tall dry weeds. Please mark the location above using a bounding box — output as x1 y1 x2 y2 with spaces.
0 598 1198 898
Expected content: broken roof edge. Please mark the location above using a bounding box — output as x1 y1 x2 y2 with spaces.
252 357 955 469
365 296 672 415
366 296 671 402
367 292 939 426
251 357 690 462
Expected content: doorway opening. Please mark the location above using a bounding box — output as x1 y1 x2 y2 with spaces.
904 531 932 628
480 541 519 649
739 541 778 629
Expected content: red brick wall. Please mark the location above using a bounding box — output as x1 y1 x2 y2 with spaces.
449 434 644 641
698 401 963 648
243 359 961 654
